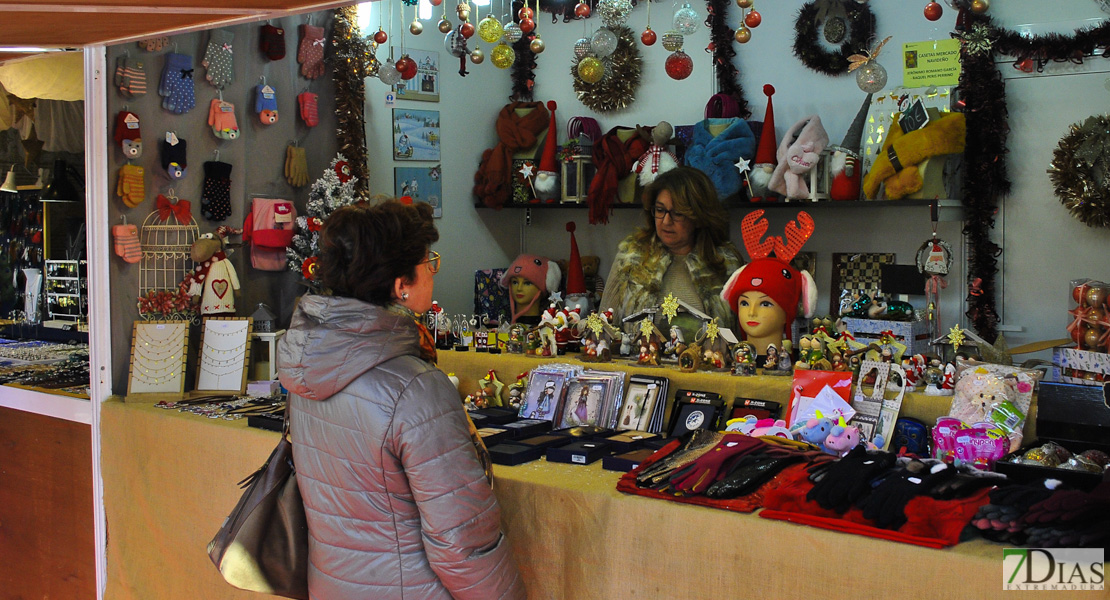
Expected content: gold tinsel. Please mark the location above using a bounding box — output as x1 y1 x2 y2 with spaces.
1048 115 1110 228
570 26 642 113
332 6 372 199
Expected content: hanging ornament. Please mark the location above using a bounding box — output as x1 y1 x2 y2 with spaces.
379 58 402 84
665 50 693 80
396 55 418 80
591 27 619 57
924 1 942 21
734 25 751 44
661 30 684 51
518 5 534 19
642 27 658 46
575 1 592 18
438 17 454 33
520 17 536 33
445 29 467 57
491 41 516 68
970 0 989 13
847 35 891 93
470 47 485 64
574 37 593 58
598 0 634 28
430 0 443 5
456 1 471 20
824 16 846 44
503 21 523 42
736 0 753 7
410 19 424 35
478 15 504 43
530 35 546 54
460 21 476 38
571 26 642 113
577 56 605 83
673 2 699 35
374 28 389 44
744 8 761 28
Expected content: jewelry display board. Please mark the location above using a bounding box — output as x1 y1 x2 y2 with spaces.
195 317 252 395
126 320 189 396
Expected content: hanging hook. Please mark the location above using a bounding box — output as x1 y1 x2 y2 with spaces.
167 187 177 200
214 149 220 162
121 214 127 224
260 75 266 86
218 89 223 101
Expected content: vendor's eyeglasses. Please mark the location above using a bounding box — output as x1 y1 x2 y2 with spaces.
652 205 687 223
421 251 441 274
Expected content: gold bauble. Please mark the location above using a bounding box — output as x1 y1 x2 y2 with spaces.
491 42 516 69
438 18 453 33
409 19 424 35
736 0 753 7
577 56 604 83
970 0 989 13
478 14 504 43
470 48 485 64
529 36 546 54
734 25 751 43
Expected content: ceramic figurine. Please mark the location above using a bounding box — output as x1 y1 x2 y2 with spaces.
731 342 757 376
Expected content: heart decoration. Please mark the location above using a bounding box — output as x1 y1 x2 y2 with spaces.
212 279 229 298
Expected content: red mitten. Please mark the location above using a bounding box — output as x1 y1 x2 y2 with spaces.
259 24 286 61
298 92 318 127
112 223 141 263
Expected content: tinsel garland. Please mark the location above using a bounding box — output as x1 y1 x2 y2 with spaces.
510 35 537 102
1049 115 1110 228
570 26 641 113
331 6 371 200
705 0 748 117
991 18 1110 63
792 0 875 76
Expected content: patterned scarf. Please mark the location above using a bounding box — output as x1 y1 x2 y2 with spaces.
587 126 651 225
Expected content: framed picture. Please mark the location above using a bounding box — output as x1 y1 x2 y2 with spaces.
127 320 189 396
393 49 439 102
616 378 661 431
830 252 895 315
392 108 440 161
519 369 568 422
195 317 253 395
394 165 442 218
559 378 610 428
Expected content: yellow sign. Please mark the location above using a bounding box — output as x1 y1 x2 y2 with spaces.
902 39 961 87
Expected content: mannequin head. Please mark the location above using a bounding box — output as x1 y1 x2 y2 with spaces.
509 276 543 317
735 290 788 355
499 254 561 323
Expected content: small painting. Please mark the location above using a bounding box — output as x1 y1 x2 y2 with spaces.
393 49 439 102
393 108 440 161
394 165 442 218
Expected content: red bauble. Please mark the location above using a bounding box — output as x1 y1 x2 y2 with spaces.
519 17 535 33
373 29 388 44
518 6 534 19
574 2 591 18
665 50 693 80
396 56 418 80
429 0 442 5
744 9 761 28
1071 323 1090 346
924 1 943 21
460 21 476 38
641 28 657 46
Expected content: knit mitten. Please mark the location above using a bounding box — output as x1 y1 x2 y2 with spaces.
297 24 326 79
207 99 239 140
112 223 142 263
159 52 195 114
201 161 233 221
116 164 145 208
255 84 278 125
122 57 147 97
161 137 187 180
259 24 286 61
202 29 235 89
298 92 318 127
113 110 142 159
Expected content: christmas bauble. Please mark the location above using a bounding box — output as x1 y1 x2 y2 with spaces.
530 36 546 54
855 62 887 93
1071 323 1090 346
374 29 388 44
456 2 471 20
662 30 684 51
478 15 504 43
575 2 591 18
673 2 699 35
598 0 633 28
438 18 453 33
1088 286 1107 308
444 30 467 57
1084 327 1102 350
744 9 761 28
574 37 592 58
734 25 751 44
971 0 989 14
379 59 402 84
518 6 534 19
430 0 443 5
460 21 475 38
641 27 658 46
924 1 942 21
578 56 605 83
491 42 516 68
591 27 618 57
470 47 485 64
1088 306 1106 324
665 50 693 80
519 17 535 34
410 19 424 35
396 56 417 80
736 0 752 7
503 21 523 42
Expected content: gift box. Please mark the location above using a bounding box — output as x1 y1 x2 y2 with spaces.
501 418 552 439
488 443 545 466
516 434 575 450
603 430 659 453
994 381 1110 491
476 427 511 447
839 317 932 357
602 448 657 473
643 436 672 451
472 406 519 425
1052 346 1110 386
546 440 613 465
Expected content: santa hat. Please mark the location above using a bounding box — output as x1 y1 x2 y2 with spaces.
534 100 560 200
499 254 562 323
754 85 777 165
564 221 587 296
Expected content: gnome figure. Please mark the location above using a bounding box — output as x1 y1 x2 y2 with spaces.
828 93 871 201
749 84 778 202
533 100 560 202
563 221 591 314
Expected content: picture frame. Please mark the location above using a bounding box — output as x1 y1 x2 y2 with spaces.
195 317 253 395
617 378 661 432
126 320 189 397
392 108 440 161
559 377 610 429
519 369 568 422
392 48 439 102
394 165 442 218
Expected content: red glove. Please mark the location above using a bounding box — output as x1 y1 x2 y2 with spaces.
669 434 765 495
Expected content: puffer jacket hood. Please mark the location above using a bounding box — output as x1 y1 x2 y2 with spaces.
278 295 420 401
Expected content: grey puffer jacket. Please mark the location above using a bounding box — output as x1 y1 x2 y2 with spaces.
278 295 524 600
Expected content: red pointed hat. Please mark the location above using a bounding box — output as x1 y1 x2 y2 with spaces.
539 100 559 174
754 84 777 165
565 221 586 295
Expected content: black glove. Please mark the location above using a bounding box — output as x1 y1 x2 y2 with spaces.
927 468 1005 500
806 446 897 513
858 459 956 529
705 452 803 499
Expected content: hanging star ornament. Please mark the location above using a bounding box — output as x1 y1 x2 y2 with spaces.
705 318 720 343
660 293 680 323
639 317 654 338
958 23 994 57
586 312 605 335
948 326 966 348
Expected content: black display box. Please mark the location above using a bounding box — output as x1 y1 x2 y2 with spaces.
516 434 575 450
476 427 511 446
472 406 519 426
668 390 724 438
994 381 1110 492
551 425 615 439
546 440 613 465
246 412 283 432
500 418 552 439
602 448 658 473
488 443 545 466
604 430 659 453
643 436 673 451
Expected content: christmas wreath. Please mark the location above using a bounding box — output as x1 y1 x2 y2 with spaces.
1049 115 1110 228
570 25 642 113
287 154 362 291
792 0 875 76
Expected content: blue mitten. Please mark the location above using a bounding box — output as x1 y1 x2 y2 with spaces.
255 84 278 125
160 53 195 114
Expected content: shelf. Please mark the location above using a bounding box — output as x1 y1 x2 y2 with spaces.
476 198 965 221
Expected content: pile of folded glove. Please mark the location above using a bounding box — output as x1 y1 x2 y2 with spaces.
970 479 1110 548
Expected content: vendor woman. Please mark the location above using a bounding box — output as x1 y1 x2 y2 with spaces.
499 254 561 325
599 167 744 340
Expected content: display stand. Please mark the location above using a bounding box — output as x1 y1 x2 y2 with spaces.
249 329 284 381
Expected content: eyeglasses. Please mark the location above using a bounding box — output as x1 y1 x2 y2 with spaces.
652 205 687 223
421 250 441 274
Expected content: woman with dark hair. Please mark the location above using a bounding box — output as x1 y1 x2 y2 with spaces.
278 200 524 600
598 166 744 340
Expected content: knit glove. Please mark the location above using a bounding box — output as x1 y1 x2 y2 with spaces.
202 29 234 89
207 99 239 140
636 429 723 488
1025 520 1110 548
971 481 1058 541
159 52 195 114
667 434 765 495
161 137 187 180
1021 480 1110 527
285 145 308 188
858 459 956 529
260 24 286 61
297 24 326 79
255 84 278 125
201 161 233 221
806 446 897 513
298 91 319 127
705 448 811 499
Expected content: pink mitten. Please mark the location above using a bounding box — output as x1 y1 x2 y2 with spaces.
112 223 142 263
297 24 325 79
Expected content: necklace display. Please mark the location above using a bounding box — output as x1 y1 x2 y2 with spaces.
196 318 251 392
130 322 188 393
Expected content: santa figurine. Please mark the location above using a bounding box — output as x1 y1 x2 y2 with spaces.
563 221 592 314
533 100 560 203
185 226 241 316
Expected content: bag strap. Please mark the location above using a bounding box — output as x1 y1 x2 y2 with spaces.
282 397 292 442
705 93 740 119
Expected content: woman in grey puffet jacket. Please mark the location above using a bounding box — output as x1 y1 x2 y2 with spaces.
277 200 525 600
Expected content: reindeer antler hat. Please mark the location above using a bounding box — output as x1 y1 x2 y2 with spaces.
721 210 818 335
